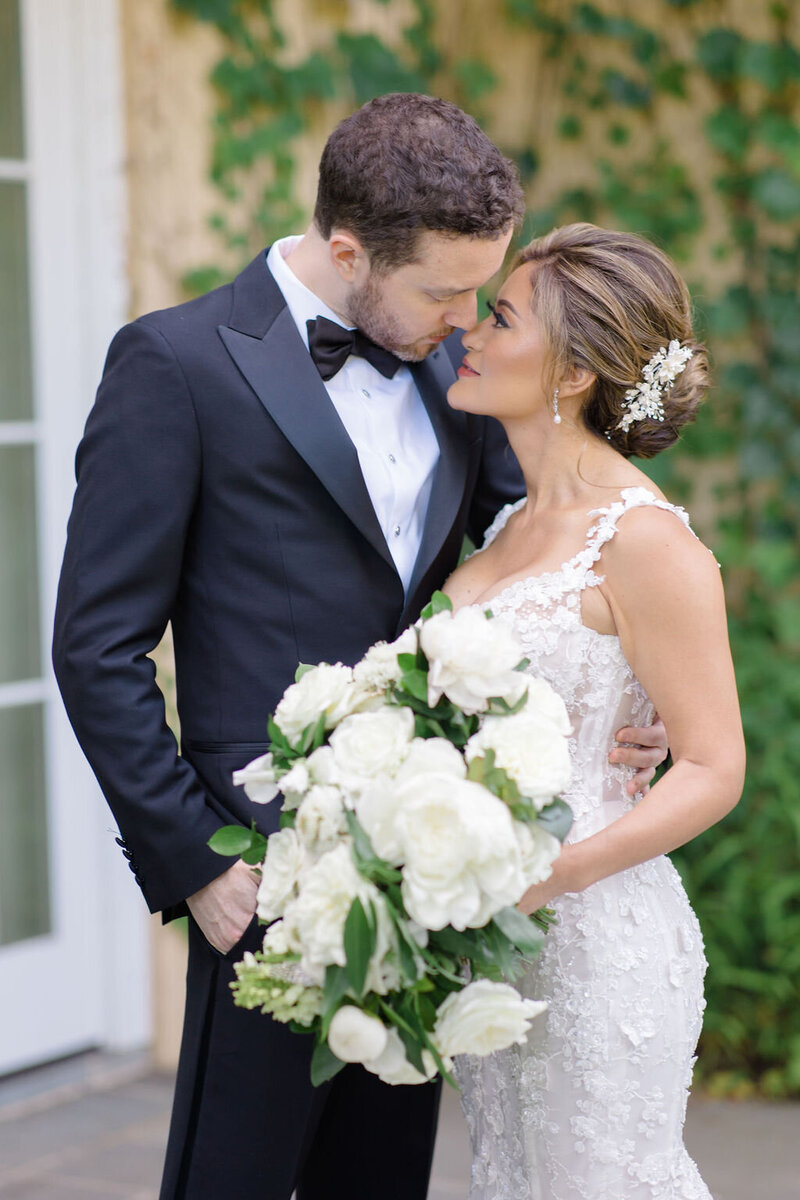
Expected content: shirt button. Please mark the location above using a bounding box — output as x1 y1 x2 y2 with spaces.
393 524 401 537
361 388 371 399
388 453 396 464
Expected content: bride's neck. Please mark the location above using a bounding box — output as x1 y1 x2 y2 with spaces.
504 417 614 513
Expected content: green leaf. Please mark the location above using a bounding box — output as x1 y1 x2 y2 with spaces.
294 662 315 682
208 825 252 856
751 168 800 222
241 829 268 865
345 810 376 863
310 1037 346 1087
697 28 743 83
343 897 375 996
482 921 519 979
705 105 750 162
493 906 546 958
535 797 574 842
420 590 453 620
321 963 350 1038
399 668 430 702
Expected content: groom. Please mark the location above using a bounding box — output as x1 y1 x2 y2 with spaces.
53 94 665 1199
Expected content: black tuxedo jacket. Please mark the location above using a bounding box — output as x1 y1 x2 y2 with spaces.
53 251 523 919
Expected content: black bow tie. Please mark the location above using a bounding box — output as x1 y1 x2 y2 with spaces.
306 315 404 382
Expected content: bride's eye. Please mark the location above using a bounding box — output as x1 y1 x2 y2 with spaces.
486 300 509 328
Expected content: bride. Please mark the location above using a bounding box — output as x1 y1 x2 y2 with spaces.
444 223 745 1199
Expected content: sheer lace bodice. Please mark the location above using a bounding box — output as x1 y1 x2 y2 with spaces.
456 487 712 1200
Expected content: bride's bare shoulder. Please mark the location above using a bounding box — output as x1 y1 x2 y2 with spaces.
600 501 721 612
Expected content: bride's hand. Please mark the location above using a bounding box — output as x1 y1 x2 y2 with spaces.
610 714 668 795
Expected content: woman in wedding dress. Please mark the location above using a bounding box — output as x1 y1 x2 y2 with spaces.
444 224 745 1199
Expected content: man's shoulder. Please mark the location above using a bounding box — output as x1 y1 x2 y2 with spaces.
135 276 235 340
131 250 282 346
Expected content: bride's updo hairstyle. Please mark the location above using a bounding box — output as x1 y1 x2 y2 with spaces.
516 223 708 458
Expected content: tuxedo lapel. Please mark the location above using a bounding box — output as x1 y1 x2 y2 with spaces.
218 254 395 572
403 346 470 613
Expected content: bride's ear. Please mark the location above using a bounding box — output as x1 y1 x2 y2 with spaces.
559 364 596 400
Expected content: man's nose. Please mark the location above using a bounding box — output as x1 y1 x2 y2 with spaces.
445 292 479 331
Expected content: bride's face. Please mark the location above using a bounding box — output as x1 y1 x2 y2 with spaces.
447 264 550 421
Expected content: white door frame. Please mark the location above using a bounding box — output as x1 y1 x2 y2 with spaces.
0 0 150 1074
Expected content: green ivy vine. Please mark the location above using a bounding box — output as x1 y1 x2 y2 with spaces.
170 0 800 1097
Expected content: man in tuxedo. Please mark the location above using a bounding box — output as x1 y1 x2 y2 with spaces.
53 94 665 1199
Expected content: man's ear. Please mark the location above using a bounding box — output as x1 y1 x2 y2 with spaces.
329 230 368 283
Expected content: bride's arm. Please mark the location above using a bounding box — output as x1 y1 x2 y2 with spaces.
518 506 745 913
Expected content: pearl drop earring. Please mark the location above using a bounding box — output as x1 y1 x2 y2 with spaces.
553 387 562 425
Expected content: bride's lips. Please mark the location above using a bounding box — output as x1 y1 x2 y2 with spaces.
457 358 480 378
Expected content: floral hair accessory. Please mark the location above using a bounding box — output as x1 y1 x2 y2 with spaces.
616 339 693 433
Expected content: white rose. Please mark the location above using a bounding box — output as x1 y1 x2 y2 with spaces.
353 628 418 693
232 752 280 805
354 775 405 865
420 607 527 714
295 785 348 856
514 820 561 886
273 664 371 745
278 759 311 809
329 707 415 785
283 842 373 972
434 980 547 1058
305 745 341 787
256 828 306 922
327 1006 388 1064
261 919 289 956
363 1026 440 1086
518 676 572 735
465 709 572 808
393 737 467 784
395 774 525 930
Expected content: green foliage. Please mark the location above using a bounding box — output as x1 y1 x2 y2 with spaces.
174 0 800 1095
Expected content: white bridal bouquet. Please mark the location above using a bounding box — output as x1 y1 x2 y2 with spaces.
210 593 573 1088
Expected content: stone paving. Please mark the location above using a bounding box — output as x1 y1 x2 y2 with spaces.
0 1060 797 1198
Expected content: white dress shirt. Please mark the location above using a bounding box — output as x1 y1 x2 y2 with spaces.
266 238 440 593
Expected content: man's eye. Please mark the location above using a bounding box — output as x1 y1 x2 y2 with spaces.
486 300 509 328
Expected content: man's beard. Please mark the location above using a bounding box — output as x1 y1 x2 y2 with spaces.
345 273 453 362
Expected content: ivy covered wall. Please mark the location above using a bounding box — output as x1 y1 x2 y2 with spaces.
127 0 800 1096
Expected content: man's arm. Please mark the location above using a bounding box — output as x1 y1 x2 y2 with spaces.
53 320 231 915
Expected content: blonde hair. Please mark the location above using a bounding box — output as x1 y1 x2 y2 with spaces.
516 223 708 458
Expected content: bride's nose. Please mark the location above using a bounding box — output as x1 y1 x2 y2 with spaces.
461 323 483 351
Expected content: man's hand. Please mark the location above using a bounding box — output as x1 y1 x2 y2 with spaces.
186 859 259 954
610 714 669 796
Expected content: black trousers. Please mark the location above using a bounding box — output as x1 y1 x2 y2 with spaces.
159 916 442 1199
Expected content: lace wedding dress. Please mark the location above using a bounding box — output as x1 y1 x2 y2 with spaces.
456 487 712 1200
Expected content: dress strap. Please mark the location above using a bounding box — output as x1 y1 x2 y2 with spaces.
480 497 527 551
581 487 696 579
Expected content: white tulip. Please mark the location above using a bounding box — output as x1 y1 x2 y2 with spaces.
232 751 280 805
328 1006 388 1064
434 980 547 1058
363 1026 439 1086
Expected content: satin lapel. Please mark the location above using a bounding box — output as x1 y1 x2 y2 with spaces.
404 346 470 603
218 308 395 571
